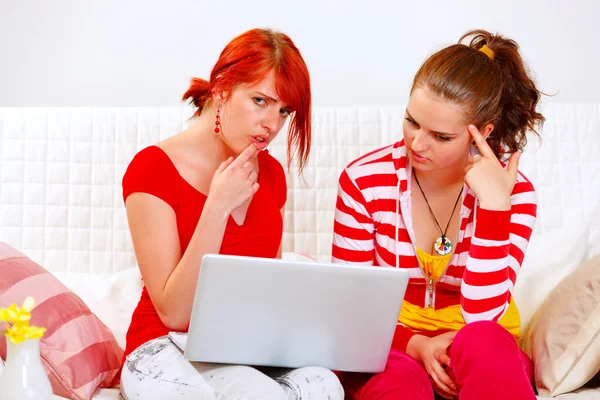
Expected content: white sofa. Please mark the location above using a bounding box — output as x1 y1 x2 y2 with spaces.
0 104 599 399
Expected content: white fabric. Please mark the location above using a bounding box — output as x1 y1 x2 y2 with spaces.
0 105 599 271
513 219 590 332
1 105 600 399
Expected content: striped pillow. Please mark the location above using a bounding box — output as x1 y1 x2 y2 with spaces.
0 242 123 400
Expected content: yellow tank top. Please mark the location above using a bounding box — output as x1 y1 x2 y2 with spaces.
398 247 521 338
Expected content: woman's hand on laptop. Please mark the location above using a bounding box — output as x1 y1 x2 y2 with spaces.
408 331 459 399
207 144 260 215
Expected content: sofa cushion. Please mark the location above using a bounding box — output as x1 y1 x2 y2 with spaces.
0 242 123 400
513 220 589 332
54 268 143 351
522 253 600 396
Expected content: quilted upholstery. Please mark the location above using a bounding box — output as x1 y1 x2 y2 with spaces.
0 105 598 273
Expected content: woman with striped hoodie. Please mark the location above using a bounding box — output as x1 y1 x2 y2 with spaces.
332 29 544 400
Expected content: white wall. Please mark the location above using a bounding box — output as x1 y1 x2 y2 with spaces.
1 0 599 107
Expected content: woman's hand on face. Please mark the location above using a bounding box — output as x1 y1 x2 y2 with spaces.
464 125 520 211
207 143 260 215
414 331 459 399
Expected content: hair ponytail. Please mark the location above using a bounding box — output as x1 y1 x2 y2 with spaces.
462 30 545 157
181 77 211 117
413 29 545 159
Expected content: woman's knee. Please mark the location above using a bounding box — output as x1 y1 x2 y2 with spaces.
121 336 215 400
456 320 508 339
200 364 286 400
275 366 344 400
453 320 516 357
450 320 530 387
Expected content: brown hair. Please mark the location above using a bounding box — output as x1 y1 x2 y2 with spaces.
182 28 312 172
411 29 544 159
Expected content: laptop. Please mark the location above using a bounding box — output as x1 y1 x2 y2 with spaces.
177 254 409 373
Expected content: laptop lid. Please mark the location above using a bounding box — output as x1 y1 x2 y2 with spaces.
184 254 409 373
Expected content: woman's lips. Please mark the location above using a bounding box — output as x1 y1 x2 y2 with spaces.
410 150 428 163
251 136 268 150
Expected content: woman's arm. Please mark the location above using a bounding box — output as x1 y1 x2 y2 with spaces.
126 193 230 330
127 145 260 330
461 125 537 323
461 182 536 323
332 169 376 265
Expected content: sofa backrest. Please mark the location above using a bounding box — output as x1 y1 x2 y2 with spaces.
0 105 598 275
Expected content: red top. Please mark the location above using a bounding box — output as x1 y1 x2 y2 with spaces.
121 146 286 360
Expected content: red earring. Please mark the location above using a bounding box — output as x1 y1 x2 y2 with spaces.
214 106 221 133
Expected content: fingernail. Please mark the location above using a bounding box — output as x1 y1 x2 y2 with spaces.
468 124 475 130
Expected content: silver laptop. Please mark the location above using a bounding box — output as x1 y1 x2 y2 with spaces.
181 254 409 373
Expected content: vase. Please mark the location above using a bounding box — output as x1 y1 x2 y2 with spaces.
0 338 52 400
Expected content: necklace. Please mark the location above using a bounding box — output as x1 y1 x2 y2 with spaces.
413 171 464 256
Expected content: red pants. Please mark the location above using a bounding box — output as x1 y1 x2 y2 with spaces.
340 321 536 400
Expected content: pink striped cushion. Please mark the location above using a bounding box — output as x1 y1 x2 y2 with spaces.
0 242 123 400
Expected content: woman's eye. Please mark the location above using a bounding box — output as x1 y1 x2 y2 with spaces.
253 97 266 106
436 135 451 142
280 109 291 117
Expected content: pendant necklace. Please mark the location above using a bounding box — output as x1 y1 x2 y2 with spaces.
413 171 464 256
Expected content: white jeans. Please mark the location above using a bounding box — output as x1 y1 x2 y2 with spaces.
120 336 344 400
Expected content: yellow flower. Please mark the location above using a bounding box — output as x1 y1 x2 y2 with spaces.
5 324 46 343
0 297 35 323
24 325 46 339
0 307 12 323
0 297 45 344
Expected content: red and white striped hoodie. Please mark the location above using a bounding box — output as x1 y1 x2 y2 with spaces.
332 139 537 351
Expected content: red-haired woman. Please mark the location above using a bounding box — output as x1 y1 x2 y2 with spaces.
120 29 343 400
333 30 544 400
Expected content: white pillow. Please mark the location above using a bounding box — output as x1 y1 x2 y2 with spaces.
513 220 589 333
55 267 143 350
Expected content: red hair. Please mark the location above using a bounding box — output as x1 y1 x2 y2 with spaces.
182 29 312 172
